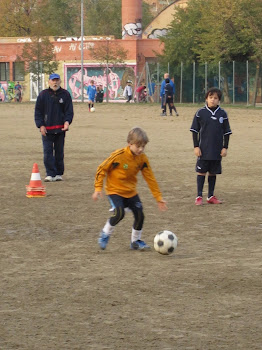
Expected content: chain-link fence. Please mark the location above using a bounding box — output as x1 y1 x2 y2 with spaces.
145 61 262 105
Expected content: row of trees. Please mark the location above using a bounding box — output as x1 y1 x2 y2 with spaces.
1 0 150 94
0 0 153 38
160 0 262 104
2 0 262 104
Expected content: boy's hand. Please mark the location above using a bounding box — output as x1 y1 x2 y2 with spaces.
92 191 103 201
221 148 227 157
194 147 202 157
158 200 168 211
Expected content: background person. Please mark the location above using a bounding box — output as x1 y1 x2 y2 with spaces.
86 80 96 111
14 82 22 102
160 73 178 116
123 80 133 102
96 85 104 103
162 78 178 116
136 84 147 102
34 73 74 182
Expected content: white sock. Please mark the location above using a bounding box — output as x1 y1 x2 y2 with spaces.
102 220 114 236
131 228 142 242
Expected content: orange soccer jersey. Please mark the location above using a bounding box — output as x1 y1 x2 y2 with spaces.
94 146 163 201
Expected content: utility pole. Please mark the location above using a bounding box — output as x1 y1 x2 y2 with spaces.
81 0 84 102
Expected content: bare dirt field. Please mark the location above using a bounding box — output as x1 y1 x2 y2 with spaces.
0 102 261 350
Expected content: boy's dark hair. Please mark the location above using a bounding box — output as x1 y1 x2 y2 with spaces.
165 78 170 83
205 87 222 100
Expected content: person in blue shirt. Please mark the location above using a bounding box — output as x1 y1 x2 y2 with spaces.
190 87 232 206
86 80 97 111
160 73 178 116
14 81 22 102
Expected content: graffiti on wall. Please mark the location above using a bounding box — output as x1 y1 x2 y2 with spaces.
0 81 17 102
66 66 136 101
147 28 168 39
122 22 142 39
53 42 95 54
0 82 7 101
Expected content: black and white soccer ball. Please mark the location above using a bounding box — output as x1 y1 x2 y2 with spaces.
154 230 178 255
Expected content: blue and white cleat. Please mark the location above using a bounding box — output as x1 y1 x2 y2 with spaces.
98 231 110 250
130 240 150 251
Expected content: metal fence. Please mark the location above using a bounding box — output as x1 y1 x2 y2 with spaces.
145 61 262 105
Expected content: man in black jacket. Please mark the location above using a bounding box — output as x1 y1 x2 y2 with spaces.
35 73 74 182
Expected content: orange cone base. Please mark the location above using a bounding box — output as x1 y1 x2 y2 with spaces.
26 186 46 197
26 193 46 198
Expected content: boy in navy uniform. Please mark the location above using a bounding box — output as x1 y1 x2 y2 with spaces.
190 87 232 205
162 78 178 116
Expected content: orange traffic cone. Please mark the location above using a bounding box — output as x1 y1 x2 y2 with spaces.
26 163 46 198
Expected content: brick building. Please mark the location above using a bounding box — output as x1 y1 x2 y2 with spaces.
0 0 186 102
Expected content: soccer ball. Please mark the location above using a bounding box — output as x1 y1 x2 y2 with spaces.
90 107 95 112
154 230 178 255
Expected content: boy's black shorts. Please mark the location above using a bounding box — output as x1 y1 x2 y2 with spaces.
164 95 174 104
196 159 222 174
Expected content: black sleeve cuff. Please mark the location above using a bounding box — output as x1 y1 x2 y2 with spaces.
223 134 230 149
192 132 199 147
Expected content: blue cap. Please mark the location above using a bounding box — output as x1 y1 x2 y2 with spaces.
49 73 60 80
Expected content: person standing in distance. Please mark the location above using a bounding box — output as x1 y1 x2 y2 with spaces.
86 80 97 111
190 87 232 205
162 78 178 116
123 80 133 102
34 73 74 182
160 73 178 116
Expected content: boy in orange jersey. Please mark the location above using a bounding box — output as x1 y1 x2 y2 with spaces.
92 127 167 250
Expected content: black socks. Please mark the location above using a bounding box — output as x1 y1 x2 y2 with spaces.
208 175 216 198
197 175 205 197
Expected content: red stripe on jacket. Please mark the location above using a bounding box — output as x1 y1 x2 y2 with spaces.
46 125 64 130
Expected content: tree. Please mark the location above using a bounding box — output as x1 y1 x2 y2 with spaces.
17 37 58 94
160 0 262 103
89 40 128 101
0 0 39 36
34 0 80 36
0 0 153 38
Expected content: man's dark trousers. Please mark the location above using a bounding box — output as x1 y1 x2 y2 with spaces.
42 132 65 177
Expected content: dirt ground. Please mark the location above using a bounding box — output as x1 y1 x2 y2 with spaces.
0 102 261 350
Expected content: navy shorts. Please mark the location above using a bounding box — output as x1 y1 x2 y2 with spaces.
108 194 143 211
196 159 222 174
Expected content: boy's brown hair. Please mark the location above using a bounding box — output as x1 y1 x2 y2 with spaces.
127 127 149 146
205 87 222 100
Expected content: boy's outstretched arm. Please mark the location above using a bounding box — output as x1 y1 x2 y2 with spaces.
158 199 168 211
92 191 103 201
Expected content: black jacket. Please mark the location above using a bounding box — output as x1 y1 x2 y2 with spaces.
35 87 74 133
164 83 173 97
